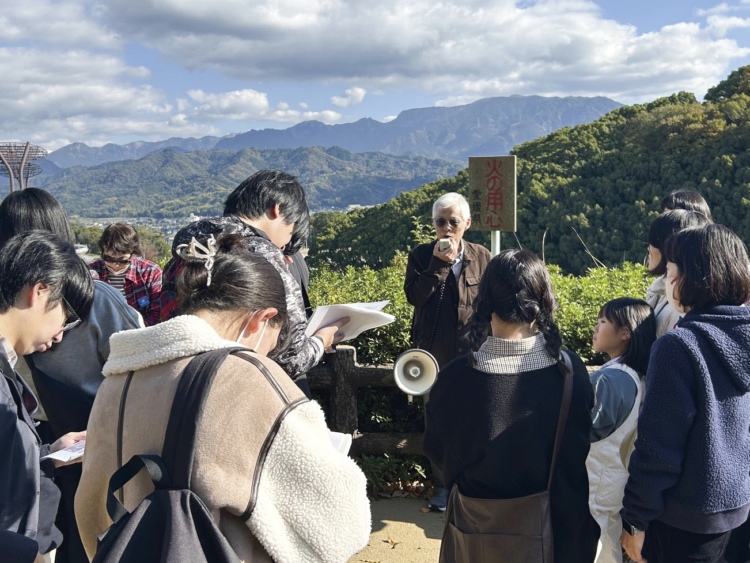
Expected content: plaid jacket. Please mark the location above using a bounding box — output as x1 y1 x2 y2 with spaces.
89 257 162 326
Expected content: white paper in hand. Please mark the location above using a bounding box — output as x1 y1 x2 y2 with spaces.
329 432 353 456
305 300 395 342
41 440 85 463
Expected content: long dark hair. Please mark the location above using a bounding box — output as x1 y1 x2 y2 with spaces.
467 249 561 366
661 189 712 221
0 188 75 246
176 234 289 350
647 210 711 275
598 297 656 375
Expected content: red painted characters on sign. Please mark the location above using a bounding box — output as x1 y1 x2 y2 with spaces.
485 158 504 227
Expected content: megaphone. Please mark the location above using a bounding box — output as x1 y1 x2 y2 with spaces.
393 349 439 396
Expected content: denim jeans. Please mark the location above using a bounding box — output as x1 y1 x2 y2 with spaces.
643 519 750 563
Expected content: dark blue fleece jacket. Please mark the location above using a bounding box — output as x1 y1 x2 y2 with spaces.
621 305 750 534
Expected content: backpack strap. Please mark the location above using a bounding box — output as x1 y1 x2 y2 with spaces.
230 351 308 520
160 347 247 490
105 454 171 524
546 351 574 492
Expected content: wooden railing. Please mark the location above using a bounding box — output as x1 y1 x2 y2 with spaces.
307 345 424 456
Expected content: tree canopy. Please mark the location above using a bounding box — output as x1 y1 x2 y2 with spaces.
309 80 750 275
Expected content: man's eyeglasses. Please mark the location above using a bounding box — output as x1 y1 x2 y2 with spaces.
61 297 82 332
101 254 131 266
433 217 463 228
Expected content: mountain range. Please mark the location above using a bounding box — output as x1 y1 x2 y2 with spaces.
37 146 464 217
47 95 621 168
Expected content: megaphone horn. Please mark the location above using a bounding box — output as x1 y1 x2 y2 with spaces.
393 349 439 396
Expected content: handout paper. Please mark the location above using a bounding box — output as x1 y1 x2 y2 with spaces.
305 300 395 342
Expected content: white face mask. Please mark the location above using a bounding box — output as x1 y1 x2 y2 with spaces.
665 272 685 315
236 312 268 352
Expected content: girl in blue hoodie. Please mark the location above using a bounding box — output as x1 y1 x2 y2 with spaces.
620 224 750 563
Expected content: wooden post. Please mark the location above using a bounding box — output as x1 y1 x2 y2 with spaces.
328 346 359 434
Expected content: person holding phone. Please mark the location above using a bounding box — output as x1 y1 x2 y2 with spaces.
405 192 490 369
404 192 490 511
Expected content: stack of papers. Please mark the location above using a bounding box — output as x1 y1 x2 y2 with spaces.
41 440 85 463
305 300 395 341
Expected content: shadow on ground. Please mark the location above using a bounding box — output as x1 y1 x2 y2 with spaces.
349 497 444 563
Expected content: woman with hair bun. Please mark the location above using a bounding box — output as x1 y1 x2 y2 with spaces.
76 234 370 563
423 249 599 563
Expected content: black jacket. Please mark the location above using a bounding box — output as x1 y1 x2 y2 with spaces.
0 346 62 562
404 240 490 368
423 350 599 563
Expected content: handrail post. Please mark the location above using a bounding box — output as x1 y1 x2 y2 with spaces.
328 346 359 434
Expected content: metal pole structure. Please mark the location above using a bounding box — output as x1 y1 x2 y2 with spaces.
0 151 15 193
491 230 501 257
18 142 30 190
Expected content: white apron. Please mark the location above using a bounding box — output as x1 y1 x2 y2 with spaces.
586 363 643 563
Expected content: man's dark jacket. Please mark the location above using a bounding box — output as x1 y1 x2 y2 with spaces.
0 347 62 563
404 240 490 368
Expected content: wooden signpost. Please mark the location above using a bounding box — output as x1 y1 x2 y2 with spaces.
468 155 517 257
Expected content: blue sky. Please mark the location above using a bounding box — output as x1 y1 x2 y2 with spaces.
1 0 749 150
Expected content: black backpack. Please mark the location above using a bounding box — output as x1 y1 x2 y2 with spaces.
92 348 254 563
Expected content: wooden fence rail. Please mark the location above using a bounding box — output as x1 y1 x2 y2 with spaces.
307 345 424 456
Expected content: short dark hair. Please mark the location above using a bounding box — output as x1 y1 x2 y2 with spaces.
0 188 74 247
598 297 656 375
0 231 94 320
647 210 711 275
284 210 309 256
468 249 562 364
176 234 289 353
660 189 713 221
98 223 141 256
224 170 309 228
663 223 750 310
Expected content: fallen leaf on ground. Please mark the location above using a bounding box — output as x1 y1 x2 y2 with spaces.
382 535 401 549
420 507 431 513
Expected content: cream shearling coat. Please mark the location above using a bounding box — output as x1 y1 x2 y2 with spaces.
75 315 371 563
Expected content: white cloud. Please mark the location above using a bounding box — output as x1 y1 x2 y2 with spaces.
382 115 397 122
706 14 750 36
331 87 367 107
187 88 342 123
98 0 750 104
697 3 732 16
0 1 119 48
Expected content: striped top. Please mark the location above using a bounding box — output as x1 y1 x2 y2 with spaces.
107 271 127 295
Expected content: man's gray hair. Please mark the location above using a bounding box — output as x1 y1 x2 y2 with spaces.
433 192 470 220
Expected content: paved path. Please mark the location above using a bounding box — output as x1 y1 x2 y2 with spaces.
348 497 444 563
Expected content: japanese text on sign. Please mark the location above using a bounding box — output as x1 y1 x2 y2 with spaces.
468 156 517 232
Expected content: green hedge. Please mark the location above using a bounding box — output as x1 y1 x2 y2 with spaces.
308 256 652 365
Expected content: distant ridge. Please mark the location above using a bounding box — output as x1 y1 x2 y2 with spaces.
215 96 621 161
47 95 621 168
48 136 222 168
38 146 464 217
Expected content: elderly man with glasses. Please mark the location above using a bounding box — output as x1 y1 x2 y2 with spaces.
404 192 490 511
405 192 491 370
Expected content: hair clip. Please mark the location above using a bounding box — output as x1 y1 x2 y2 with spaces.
176 235 218 286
